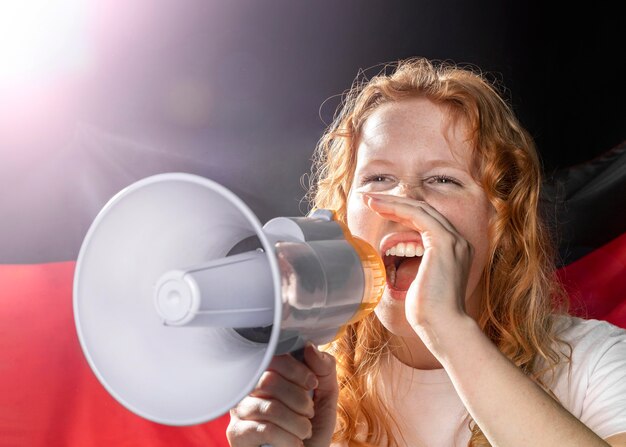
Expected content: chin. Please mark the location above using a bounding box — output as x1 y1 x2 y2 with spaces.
374 291 417 337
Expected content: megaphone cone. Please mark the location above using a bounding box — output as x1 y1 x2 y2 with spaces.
73 173 384 426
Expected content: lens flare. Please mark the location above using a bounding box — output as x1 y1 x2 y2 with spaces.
0 0 90 88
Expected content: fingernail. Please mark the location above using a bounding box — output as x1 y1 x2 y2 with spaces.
305 374 319 390
307 342 324 359
365 193 388 202
307 402 316 419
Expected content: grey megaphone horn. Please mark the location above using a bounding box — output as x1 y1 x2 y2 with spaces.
73 173 385 426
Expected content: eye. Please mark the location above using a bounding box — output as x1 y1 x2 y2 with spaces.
360 173 392 185
427 174 462 186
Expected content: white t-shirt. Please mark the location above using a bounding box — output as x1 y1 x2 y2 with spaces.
368 316 626 446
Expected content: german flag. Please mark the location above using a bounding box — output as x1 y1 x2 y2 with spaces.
1 138 624 446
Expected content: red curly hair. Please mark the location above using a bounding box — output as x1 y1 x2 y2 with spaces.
305 57 571 446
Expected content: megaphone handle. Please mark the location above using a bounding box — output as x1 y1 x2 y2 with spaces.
260 347 312 447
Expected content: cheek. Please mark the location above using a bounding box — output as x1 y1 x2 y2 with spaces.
464 216 494 289
346 194 364 232
346 193 375 240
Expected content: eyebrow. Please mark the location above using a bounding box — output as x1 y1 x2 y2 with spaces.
358 159 395 169
359 158 468 172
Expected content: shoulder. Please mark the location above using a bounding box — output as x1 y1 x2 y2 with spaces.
551 314 626 354
545 315 626 438
536 314 626 397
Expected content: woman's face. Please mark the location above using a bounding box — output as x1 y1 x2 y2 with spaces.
346 97 494 337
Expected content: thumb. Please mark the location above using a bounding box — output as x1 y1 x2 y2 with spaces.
303 342 338 399
303 342 338 446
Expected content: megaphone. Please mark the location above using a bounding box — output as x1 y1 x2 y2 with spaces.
73 172 385 426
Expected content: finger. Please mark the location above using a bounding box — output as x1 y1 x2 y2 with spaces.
380 195 458 233
363 192 457 233
303 343 338 396
226 417 304 447
363 193 459 235
251 369 315 417
266 354 319 390
232 396 313 440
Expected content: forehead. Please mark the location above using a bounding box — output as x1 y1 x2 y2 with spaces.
356 97 474 167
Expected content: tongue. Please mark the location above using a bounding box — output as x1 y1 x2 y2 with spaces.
395 257 422 291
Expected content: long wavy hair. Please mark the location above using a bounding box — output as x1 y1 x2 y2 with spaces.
305 58 571 446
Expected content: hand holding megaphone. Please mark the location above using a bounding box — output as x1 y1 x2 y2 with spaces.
73 173 385 428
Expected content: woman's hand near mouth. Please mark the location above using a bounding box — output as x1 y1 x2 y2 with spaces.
362 192 474 351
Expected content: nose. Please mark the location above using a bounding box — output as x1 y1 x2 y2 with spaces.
396 181 424 201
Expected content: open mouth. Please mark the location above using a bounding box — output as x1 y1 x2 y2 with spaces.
382 242 424 291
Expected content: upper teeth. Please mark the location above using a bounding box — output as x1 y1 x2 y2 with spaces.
385 242 424 257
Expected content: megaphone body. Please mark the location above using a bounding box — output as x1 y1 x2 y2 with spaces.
73 173 385 426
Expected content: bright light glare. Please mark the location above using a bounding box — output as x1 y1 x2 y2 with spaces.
0 0 90 88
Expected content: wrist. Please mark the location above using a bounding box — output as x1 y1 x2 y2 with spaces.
412 314 481 361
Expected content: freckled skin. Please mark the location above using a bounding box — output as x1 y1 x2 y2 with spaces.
346 97 494 369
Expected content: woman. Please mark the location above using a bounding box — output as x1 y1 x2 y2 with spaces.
227 58 626 446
